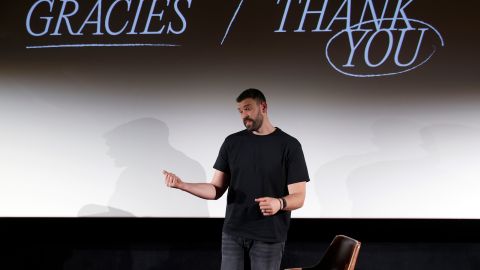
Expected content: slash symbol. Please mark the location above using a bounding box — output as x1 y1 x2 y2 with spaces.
221 0 244 45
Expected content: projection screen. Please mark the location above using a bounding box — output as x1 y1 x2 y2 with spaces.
1 0 479 218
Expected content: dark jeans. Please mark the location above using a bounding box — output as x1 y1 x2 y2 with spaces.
221 232 285 270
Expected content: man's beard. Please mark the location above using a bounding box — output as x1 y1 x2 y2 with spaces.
244 114 263 132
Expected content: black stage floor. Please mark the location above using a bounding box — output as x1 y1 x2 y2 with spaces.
1 218 479 270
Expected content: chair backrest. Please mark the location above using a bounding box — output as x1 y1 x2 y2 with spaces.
314 235 361 270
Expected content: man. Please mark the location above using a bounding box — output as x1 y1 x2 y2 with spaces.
164 88 309 270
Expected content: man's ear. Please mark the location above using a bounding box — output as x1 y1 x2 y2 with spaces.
261 101 267 113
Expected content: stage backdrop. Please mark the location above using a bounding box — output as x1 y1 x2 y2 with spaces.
1 0 479 218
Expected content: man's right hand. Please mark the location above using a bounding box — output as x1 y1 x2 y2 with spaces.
163 170 183 189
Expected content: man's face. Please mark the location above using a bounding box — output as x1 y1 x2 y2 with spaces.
237 98 264 131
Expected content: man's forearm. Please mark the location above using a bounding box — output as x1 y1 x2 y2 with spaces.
178 182 219 200
165 170 229 200
281 192 305 211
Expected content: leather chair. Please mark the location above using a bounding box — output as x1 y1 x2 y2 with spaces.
284 235 361 270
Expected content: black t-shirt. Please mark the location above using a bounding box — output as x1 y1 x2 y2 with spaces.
213 128 310 242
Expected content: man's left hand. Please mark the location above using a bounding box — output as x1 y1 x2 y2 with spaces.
255 197 281 216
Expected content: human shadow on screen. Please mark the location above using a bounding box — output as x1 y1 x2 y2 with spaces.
345 123 480 218
314 118 425 217
416 124 480 217
78 117 209 217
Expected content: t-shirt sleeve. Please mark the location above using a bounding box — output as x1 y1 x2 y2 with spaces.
213 139 230 174
287 140 310 185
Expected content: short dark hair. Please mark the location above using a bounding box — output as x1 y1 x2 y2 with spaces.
236 88 267 104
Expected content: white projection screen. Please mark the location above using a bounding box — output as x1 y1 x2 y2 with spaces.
1 0 479 218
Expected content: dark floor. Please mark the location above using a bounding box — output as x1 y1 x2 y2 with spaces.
1 218 479 269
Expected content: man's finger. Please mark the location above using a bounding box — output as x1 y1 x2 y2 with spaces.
259 202 269 207
262 211 272 216
254 198 267 202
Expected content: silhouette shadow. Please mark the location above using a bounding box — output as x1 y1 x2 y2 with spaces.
78 117 209 217
105 117 209 217
315 118 424 217
346 123 480 218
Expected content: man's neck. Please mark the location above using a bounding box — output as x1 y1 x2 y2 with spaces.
253 120 276 136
